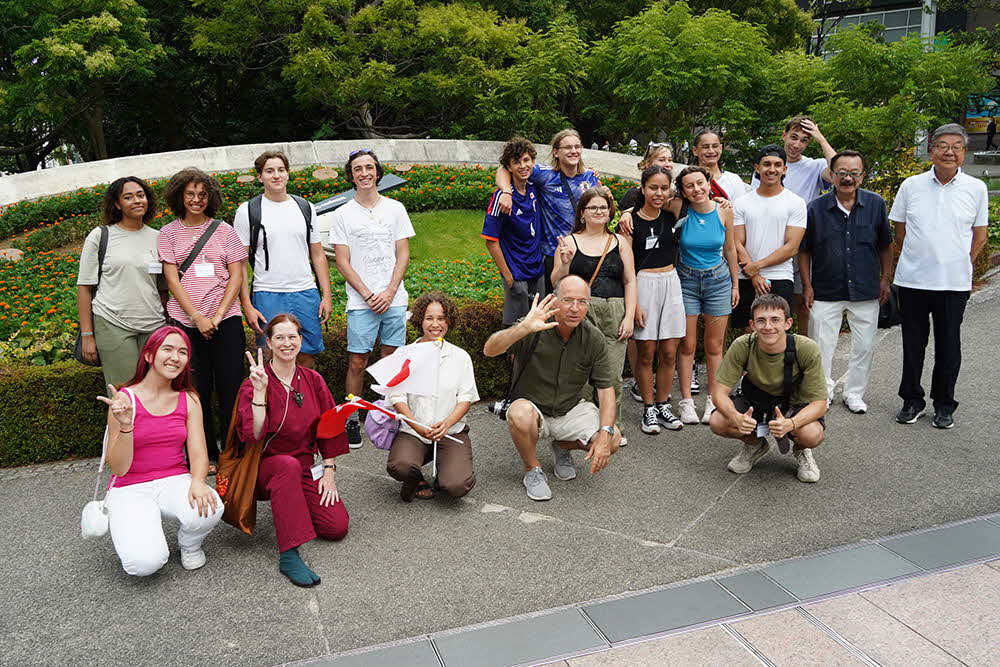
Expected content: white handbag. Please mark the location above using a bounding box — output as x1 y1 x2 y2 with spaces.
81 389 130 539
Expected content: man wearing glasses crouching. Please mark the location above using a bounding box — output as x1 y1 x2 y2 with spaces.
483 276 622 501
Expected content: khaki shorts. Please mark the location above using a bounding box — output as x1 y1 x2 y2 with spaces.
520 400 600 447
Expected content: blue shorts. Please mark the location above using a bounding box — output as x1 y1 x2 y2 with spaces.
677 262 733 317
346 306 407 354
252 289 325 355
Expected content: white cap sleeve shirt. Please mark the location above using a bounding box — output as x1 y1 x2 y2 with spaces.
889 169 989 292
733 188 807 281
233 197 320 293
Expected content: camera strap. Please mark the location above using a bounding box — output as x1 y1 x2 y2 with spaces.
506 332 542 402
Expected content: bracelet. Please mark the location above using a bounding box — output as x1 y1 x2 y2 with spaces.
252 401 265 407
119 426 134 434
323 464 337 471
789 417 797 431
364 293 375 302
80 331 94 336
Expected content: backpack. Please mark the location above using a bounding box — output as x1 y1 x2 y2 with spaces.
247 194 316 288
738 333 804 413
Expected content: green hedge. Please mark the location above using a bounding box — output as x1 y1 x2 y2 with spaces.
0 298 508 467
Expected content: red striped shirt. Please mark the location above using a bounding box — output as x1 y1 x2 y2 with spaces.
157 219 248 327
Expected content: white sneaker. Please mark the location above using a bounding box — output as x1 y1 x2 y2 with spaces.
843 396 867 414
181 548 207 571
795 448 821 483
701 395 716 424
620 435 628 447
728 438 770 474
677 398 699 425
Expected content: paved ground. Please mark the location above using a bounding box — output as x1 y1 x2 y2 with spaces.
2 281 999 667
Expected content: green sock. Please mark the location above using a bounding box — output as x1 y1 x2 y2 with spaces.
279 547 321 587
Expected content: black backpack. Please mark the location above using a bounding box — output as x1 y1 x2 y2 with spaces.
247 194 315 285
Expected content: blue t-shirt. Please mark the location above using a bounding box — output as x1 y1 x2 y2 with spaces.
481 185 544 281
528 164 601 256
677 205 726 269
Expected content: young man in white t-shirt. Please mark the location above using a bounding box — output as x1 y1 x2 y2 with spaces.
751 116 836 335
235 151 333 368
330 149 416 447
732 145 808 331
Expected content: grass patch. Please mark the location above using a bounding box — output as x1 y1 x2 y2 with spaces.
409 209 486 261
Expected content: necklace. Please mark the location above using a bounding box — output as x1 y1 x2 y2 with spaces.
270 363 304 407
356 195 381 219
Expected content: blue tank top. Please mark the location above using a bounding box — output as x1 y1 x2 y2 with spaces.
678 205 725 270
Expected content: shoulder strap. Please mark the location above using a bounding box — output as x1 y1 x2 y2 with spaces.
178 220 223 278
588 234 614 287
93 225 109 293
248 195 264 271
782 333 801 400
507 332 542 401
290 194 320 288
558 172 580 209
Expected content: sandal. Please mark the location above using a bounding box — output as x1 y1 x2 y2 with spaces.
414 481 436 500
207 462 218 477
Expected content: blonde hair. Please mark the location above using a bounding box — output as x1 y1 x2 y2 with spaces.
638 143 672 170
549 128 587 176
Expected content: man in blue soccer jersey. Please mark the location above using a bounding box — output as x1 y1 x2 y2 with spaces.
483 137 546 325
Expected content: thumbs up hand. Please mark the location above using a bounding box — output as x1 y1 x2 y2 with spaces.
769 407 794 439
733 405 757 435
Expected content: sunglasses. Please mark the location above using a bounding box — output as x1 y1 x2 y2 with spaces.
349 148 374 157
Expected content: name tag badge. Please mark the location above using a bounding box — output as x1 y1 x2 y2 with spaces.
193 262 214 278
310 463 324 481
755 423 771 437
148 262 163 274
645 234 658 250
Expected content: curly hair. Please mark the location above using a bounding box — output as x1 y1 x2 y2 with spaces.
674 166 712 201
410 291 460 331
499 136 537 169
164 168 223 219
102 176 157 225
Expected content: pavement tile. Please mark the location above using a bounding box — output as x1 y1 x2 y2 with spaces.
582 581 748 644
716 571 798 610
987 559 1000 573
431 610 605 667
880 519 1000 570
308 641 440 666
566 626 759 667
859 564 1000 666
763 544 920 600
805 595 962 666
729 609 866 666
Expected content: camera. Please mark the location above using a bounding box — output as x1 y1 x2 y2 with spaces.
487 399 512 420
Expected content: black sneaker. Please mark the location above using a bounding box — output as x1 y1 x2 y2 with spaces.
656 402 683 431
932 410 955 429
895 401 925 424
691 373 700 395
346 419 363 449
629 380 643 403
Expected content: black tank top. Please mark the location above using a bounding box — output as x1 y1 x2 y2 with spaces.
568 235 625 299
631 209 677 271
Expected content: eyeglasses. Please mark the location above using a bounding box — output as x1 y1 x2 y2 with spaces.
583 205 610 213
349 148 373 157
559 297 591 307
184 191 208 201
271 334 301 343
833 170 864 179
558 143 583 151
932 143 965 154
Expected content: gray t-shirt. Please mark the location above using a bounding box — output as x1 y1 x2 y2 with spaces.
77 224 166 333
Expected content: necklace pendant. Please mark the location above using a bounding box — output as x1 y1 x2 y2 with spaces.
293 391 304 407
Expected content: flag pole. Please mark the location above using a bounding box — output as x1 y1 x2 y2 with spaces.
345 395 463 444
431 337 443 480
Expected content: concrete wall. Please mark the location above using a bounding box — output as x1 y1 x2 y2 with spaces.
0 139 645 207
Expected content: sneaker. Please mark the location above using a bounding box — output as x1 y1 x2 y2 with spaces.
932 410 955 429
620 435 628 447
794 448 821 483
728 438 770 474
656 402 683 431
629 380 643 403
641 406 661 434
346 419 363 449
677 398 699 425
843 396 867 414
701 395 716 424
523 466 552 501
550 442 577 480
895 401 925 424
691 372 700 395
180 548 207 571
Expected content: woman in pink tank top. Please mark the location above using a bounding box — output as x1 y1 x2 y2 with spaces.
97 325 223 576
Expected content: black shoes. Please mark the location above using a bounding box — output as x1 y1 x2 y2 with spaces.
895 401 925 424
346 419 363 449
932 410 955 429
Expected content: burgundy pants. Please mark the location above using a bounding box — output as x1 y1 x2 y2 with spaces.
256 454 349 552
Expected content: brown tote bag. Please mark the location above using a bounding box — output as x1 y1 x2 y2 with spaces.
216 395 266 536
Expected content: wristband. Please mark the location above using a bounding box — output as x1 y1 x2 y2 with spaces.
80 331 94 336
119 426 134 434
789 417 797 431
364 293 375 302
323 464 337 471
252 402 265 407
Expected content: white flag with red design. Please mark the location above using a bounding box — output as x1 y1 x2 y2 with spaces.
366 340 440 397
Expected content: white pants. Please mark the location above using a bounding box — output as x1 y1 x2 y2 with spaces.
808 299 880 402
106 473 223 576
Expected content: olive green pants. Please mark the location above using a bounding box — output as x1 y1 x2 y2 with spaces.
94 315 155 388
581 296 626 421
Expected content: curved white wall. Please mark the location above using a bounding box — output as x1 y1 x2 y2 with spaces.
0 139 647 207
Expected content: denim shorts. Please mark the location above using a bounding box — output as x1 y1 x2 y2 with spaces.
677 262 733 317
252 289 325 354
346 305 407 354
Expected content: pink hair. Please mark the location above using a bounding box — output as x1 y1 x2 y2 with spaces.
121 325 196 392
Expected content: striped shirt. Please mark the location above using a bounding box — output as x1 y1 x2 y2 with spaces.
158 219 247 327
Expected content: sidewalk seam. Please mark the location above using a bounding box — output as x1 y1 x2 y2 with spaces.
720 623 775 667
795 607 883 667
855 593 972 667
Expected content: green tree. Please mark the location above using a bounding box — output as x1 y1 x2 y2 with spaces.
685 0 813 51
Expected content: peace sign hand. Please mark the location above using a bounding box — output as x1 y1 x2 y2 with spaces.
246 349 268 394
96 385 134 428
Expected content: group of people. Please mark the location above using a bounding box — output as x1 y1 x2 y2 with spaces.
80 118 989 584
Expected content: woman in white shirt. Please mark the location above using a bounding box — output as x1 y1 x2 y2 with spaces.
387 292 479 501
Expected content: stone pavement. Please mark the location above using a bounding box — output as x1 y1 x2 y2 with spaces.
2 281 998 667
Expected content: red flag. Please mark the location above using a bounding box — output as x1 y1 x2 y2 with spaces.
352 396 398 419
386 359 411 387
316 400 363 438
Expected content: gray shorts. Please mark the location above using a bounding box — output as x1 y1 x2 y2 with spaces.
502 276 545 326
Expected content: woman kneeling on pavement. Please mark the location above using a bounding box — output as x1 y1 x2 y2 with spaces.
236 314 349 587
387 292 479 501
97 325 223 576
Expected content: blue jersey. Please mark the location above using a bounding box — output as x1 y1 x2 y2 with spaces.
528 164 600 256
481 185 544 281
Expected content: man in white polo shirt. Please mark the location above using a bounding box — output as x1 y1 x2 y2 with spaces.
890 123 989 429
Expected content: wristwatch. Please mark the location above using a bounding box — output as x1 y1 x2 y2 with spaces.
599 426 615 437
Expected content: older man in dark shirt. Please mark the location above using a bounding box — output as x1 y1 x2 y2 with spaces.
799 150 892 415
483 275 622 501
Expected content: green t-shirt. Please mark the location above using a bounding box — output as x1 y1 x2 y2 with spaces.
716 333 827 405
